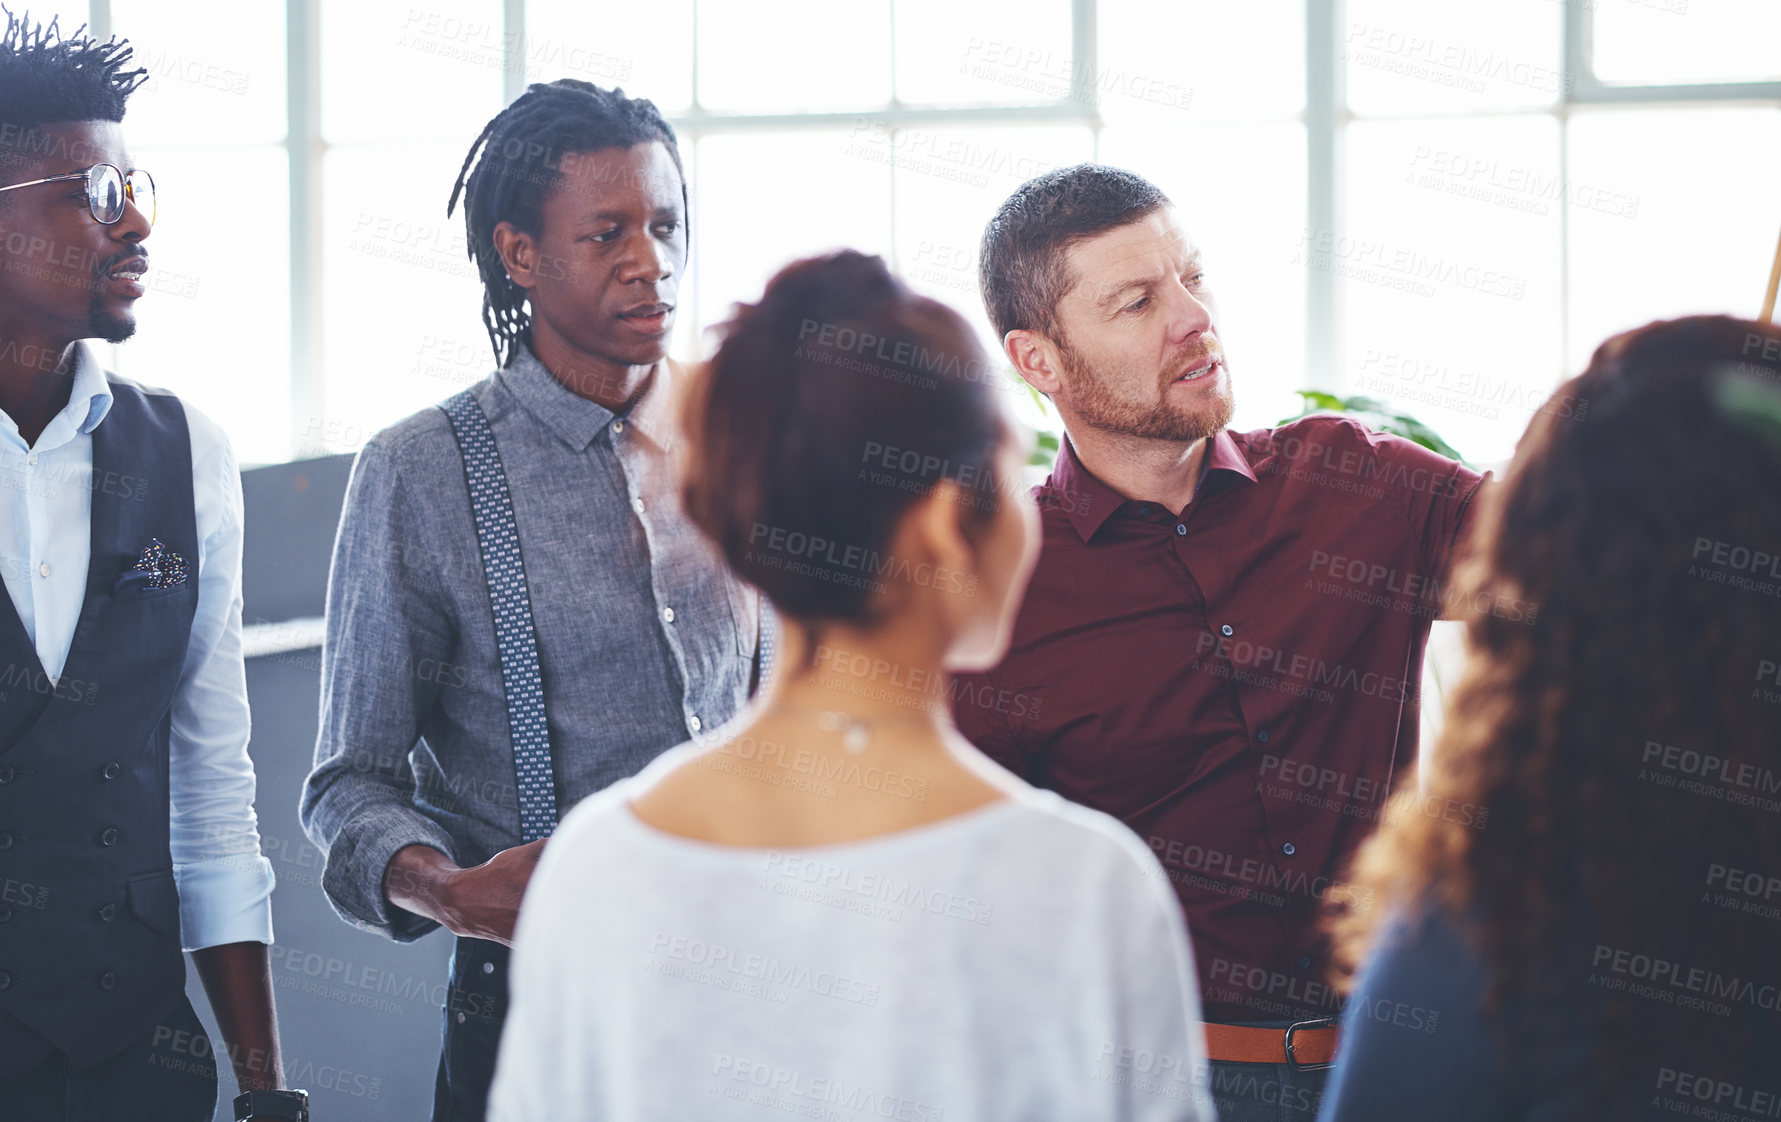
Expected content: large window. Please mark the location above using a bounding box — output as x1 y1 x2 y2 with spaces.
60 0 1779 467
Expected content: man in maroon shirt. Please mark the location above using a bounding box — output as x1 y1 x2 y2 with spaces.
952 165 1494 1119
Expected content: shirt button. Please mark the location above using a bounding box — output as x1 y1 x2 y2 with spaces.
688 715 702 732
482 961 495 975
632 497 645 514
1281 842 1296 856
37 562 50 577
98 971 117 991
26 453 37 466
99 827 119 846
1299 956 1313 970
98 904 118 922
662 607 675 623
1175 524 1187 536
101 761 121 780
1221 624 1234 637
1256 729 1270 744
612 420 625 434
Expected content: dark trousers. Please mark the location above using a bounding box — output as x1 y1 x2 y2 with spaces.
1206 1019 1331 1121
0 994 217 1122
431 937 512 1122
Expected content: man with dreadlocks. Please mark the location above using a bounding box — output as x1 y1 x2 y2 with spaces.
0 9 296 1120
301 79 762 1120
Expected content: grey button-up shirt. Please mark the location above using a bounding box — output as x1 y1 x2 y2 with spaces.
301 344 758 941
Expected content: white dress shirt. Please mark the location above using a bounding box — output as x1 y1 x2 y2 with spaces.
0 343 275 950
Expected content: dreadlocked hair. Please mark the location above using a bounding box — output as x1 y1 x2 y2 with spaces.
0 7 146 144
447 78 685 369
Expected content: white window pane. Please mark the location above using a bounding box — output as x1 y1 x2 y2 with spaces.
110 0 286 146
690 131 892 351
1100 122 1308 435
697 1 891 113
895 0 1076 107
107 146 292 466
1594 0 1781 85
1100 0 1302 123
1567 108 1781 373
1340 118 1564 466
319 146 491 456
321 0 504 143
525 0 693 110
893 124 1094 433
1345 0 1565 116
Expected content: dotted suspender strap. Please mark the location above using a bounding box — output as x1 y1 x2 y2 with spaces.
439 390 559 843
757 603 775 690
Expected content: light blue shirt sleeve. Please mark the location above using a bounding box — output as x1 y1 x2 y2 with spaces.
168 399 276 950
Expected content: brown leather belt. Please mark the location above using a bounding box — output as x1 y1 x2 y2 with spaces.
1203 1018 1340 1070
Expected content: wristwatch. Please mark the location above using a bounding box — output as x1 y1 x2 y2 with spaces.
234 1088 310 1121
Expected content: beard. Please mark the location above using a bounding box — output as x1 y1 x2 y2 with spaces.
1054 331 1235 443
86 251 141 344
86 297 137 344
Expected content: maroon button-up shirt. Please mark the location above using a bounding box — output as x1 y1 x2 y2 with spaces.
951 415 1491 1024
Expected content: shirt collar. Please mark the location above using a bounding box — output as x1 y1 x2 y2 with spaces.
0 342 113 453
497 342 678 453
1049 427 1258 543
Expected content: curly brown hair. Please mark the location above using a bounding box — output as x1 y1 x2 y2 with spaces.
1328 315 1781 1091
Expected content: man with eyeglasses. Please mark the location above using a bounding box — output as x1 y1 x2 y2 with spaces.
0 13 300 1121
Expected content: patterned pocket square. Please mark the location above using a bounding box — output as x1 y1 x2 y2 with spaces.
115 538 188 594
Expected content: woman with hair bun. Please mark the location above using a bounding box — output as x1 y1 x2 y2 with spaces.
488 251 1212 1121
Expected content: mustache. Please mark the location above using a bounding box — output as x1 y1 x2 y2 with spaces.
1163 337 1225 381
93 249 149 277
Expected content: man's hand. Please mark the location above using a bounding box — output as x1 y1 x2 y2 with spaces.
383 841 548 946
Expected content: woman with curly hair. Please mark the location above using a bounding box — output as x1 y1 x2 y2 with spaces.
1319 315 1781 1120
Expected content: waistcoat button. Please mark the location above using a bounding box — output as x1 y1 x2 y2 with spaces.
99 827 120 847
101 762 121 780
0 766 13 783
99 971 117 991
98 904 118 922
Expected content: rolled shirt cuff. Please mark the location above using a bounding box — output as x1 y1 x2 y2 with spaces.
319 805 459 943
176 851 278 951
